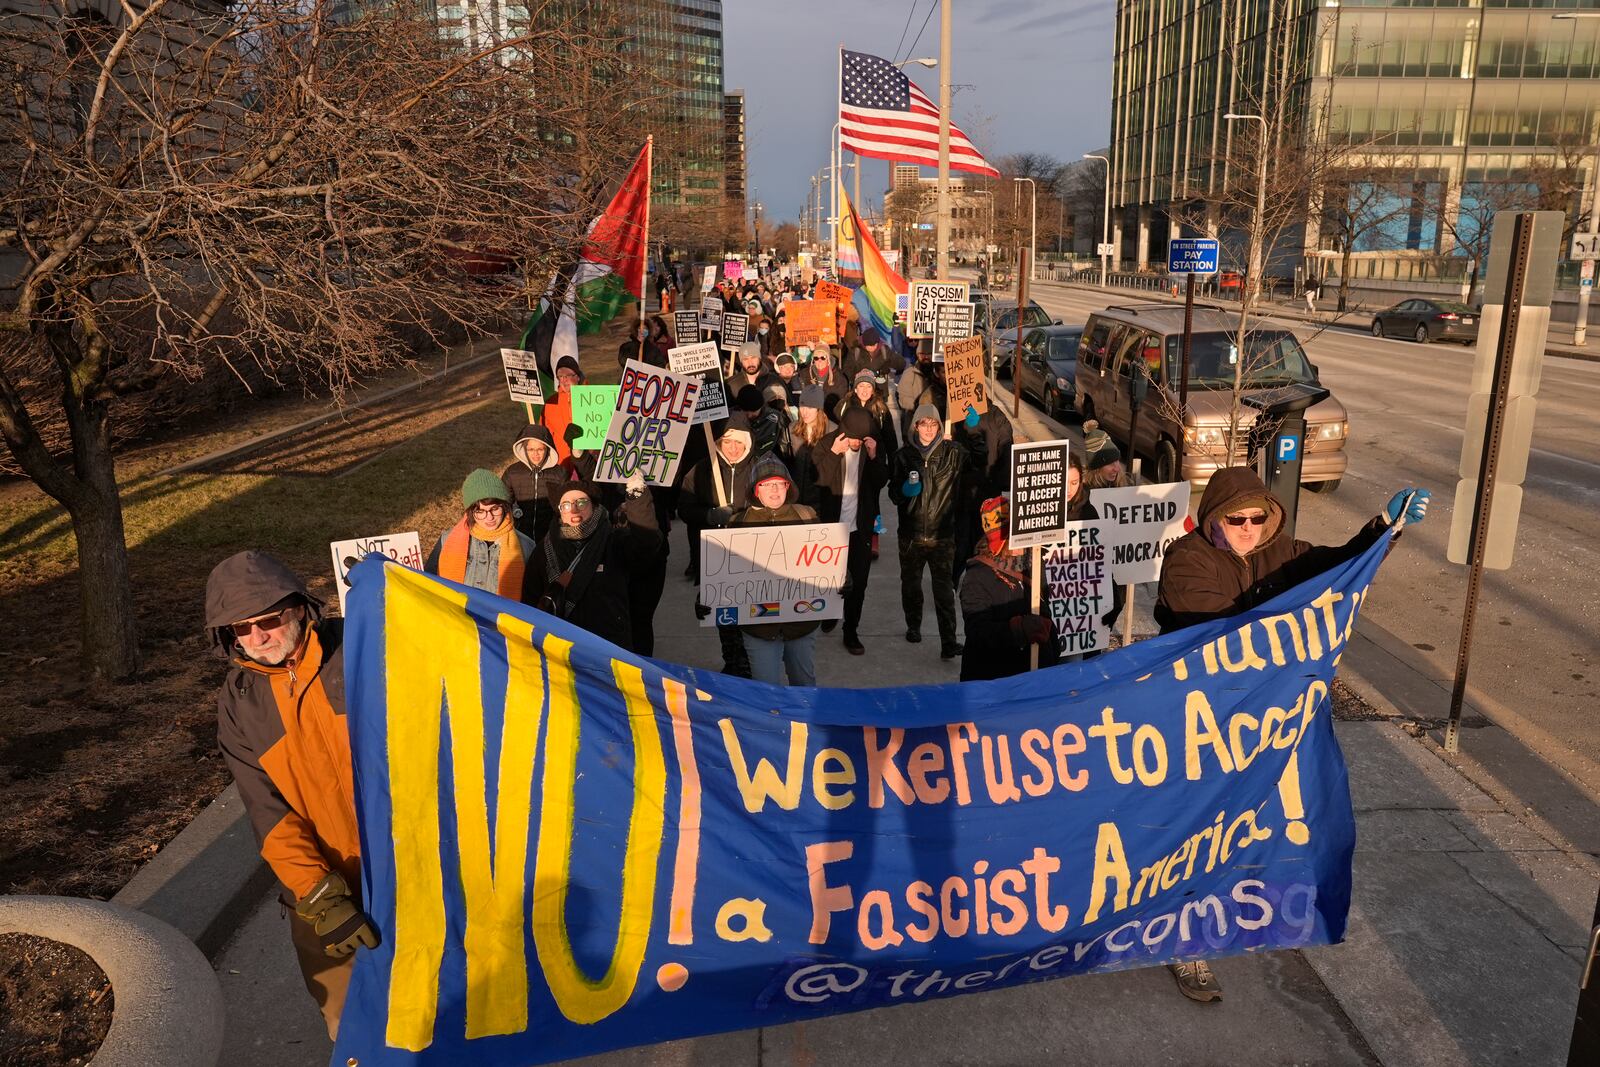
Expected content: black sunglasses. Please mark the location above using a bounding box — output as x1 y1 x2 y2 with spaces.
229 605 296 638
1223 513 1268 527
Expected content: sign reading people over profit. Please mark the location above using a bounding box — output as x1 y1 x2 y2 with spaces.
1042 520 1112 656
719 312 750 354
568 385 621 452
499 348 544 406
699 522 850 626
1008 439 1072 549
783 299 838 347
328 533 421 614
908 279 969 338
594 360 699 484
1089 481 1192 584
668 343 730 424
931 301 976 360
673 310 702 347
942 336 988 423
334 531 1391 1066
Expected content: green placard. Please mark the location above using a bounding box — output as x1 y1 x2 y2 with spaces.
570 385 620 451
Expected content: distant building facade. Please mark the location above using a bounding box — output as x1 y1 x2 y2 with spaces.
724 89 747 244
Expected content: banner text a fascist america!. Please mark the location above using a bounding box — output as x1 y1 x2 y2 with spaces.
331 533 1392 1065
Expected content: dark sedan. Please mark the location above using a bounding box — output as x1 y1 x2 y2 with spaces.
1370 299 1479 344
1015 325 1083 420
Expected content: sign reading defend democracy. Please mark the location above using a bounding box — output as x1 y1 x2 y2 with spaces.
1090 481 1192 585
499 348 544 406
699 522 850 626
668 343 729 424
1008 440 1072 549
1043 521 1112 656
334 534 1387 1065
942 336 988 422
593 359 698 485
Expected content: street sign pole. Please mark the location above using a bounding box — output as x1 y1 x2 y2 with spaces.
1168 238 1217 479
1014 247 1028 419
1179 272 1195 478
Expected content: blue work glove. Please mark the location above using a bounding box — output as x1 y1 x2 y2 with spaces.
964 405 980 428
1384 488 1431 526
901 478 922 498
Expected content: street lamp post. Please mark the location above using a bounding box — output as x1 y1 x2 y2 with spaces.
1014 177 1037 282
1083 154 1110 288
1224 112 1268 308
936 0 953 277
1556 12 1600 346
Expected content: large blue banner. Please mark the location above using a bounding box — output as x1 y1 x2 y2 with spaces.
333 532 1393 1065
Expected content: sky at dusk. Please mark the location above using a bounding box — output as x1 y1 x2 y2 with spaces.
723 0 1116 227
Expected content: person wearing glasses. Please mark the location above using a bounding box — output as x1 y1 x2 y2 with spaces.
425 469 537 602
1152 465 1430 1003
205 551 373 1038
731 455 822 686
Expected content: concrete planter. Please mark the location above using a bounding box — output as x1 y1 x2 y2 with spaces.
0 896 224 1066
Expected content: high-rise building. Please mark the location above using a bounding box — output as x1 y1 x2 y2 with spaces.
641 0 727 235
724 90 747 243
1107 0 1600 286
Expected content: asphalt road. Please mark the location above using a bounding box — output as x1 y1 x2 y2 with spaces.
1008 278 1600 793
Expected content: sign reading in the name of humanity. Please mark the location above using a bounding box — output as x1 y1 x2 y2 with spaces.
569 385 620 452
908 279 969 338
1008 439 1073 549
932 301 976 361
724 259 744 281
942 336 988 423
594 359 699 485
1043 520 1112 656
334 532 1387 1066
701 265 717 294
719 312 751 354
668 342 730 424
328 532 421 614
699 522 850 627
674 310 702 347
1089 481 1192 585
700 294 724 332
499 348 544 406
783 299 838 347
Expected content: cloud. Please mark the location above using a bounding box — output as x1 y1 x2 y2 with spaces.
1010 1 1114 36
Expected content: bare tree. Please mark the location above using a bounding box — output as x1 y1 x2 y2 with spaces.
0 0 662 680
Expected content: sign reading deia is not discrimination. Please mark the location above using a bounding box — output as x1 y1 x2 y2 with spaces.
594 359 699 485
699 522 850 627
1089 480 1192 584
908 279 969 338
1008 439 1072 549
499 348 544 405
668 342 730 424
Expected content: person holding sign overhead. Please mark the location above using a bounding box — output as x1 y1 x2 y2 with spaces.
680 414 760 676
424 469 536 602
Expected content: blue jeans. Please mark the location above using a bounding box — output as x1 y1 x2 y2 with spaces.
741 631 817 687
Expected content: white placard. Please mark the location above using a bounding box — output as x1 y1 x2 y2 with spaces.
699 523 850 626
701 265 717 293
594 359 700 485
669 342 730 424
909 279 969 338
1043 520 1112 656
1089 481 1192 584
668 341 722 376
330 532 422 614
499 348 544 405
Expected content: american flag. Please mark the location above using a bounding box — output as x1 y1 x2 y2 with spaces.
839 48 999 178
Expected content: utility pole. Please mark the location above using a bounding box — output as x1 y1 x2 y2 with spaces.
936 0 952 277
1015 177 1037 282
1084 153 1110 287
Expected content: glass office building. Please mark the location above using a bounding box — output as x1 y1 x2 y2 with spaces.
1107 0 1600 279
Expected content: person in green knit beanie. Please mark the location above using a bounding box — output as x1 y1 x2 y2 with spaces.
424 469 536 601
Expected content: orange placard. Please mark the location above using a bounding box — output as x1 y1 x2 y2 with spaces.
814 280 852 310
783 299 839 347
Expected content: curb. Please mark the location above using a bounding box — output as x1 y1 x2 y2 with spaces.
0 895 226 1066
112 783 274 960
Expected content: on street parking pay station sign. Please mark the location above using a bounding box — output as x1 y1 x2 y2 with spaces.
1168 238 1219 275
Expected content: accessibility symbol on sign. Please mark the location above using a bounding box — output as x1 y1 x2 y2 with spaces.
716 607 740 626
1276 434 1301 462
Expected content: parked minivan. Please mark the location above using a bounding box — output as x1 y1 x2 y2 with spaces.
1074 304 1348 491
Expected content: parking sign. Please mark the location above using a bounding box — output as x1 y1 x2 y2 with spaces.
1168 238 1219 275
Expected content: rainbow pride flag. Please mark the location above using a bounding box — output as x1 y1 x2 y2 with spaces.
840 189 906 340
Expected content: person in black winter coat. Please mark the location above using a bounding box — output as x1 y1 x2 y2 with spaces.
617 319 669 368
810 406 888 655
949 405 1016 585
679 414 759 675
527 475 661 652
502 423 569 544
842 326 906 382
959 495 1058 681
888 403 972 658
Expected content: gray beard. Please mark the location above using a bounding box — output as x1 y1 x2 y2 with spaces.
245 617 305 667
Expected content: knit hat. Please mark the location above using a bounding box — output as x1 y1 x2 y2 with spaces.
853 368 878 389
553 355 584 382
462 468 512 510
735 384 764 413
840 406 875 440
911 403 941 427
738 340 763 363
718 412 753 454
799 384 826 411
979 495 1009 554
1082 420 1121 469
547 478 599 509
861 326 881 347
811 343 832 362
774 351 797 369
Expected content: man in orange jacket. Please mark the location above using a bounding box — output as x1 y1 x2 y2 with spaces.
207 551 376 1038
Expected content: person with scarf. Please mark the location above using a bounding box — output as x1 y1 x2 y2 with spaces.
804 343 848 417
733 455 822 686
425 469 537 602
502 423 568 544
958 495 1058 681
527 473 660 651
542 355 585 465
889 403 972 659
680 414 760 675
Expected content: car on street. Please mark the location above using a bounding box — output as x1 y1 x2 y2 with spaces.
970 294 1054 377
1015 325 1083 420
1370 299 1479 344
1074 303 1348 491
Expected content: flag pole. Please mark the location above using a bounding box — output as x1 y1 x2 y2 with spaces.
641 136 653 331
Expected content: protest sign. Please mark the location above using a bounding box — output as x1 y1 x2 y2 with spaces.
724 259 744 281
569 385 621 452
335 531 1388 1066
943 335 988 422
719 312 751 354
329 532 421 614
932 301 977 360
673 310 702 347
1042 520 1112 656
594 359 699 485
1089 481 1192 584
783 299 837 347
668 343 730 424
498 348 544 406
699 522 849 627
699 295 724 332
814 279 852 310
909 279 969 337
701 265 717 294
1008 439 1072 549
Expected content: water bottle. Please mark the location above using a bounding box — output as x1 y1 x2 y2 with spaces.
909 471 920 485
